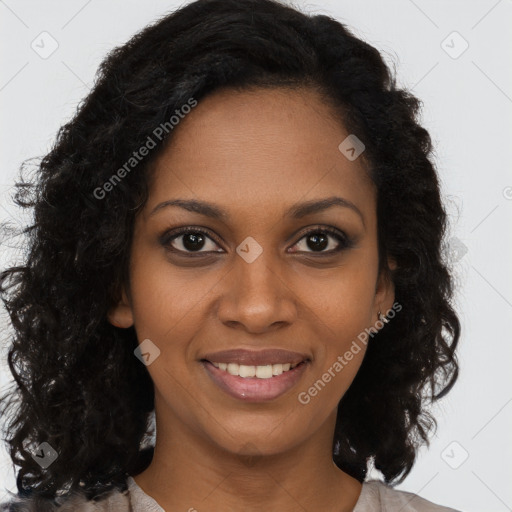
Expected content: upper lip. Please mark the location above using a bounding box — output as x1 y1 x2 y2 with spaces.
201 349 309 366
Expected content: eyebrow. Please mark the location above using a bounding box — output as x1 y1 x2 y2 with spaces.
149 196 365 225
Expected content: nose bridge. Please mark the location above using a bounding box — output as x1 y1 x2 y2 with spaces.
238 249 279 297
217 244 296 331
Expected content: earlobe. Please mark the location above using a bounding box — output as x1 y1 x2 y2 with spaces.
107 288 134 328
387 256 397 271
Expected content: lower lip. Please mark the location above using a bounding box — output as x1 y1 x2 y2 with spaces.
202 361 309 402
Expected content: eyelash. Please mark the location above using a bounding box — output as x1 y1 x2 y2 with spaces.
159 225 354 257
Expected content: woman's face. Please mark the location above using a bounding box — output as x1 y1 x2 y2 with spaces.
109 86 395 457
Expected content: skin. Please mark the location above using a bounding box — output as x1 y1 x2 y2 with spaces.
108 86 396 512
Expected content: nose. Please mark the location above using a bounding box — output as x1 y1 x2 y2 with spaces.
216 251 298 334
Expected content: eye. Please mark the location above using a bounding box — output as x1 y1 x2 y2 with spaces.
289 226 353 255
160 225 354 257
160 227 223 255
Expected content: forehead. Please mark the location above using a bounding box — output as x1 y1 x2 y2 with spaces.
143 87 375 224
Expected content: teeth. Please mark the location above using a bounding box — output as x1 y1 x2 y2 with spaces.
272 363 283 375
239 364 256 378
210 361 300 379
255 365 273 378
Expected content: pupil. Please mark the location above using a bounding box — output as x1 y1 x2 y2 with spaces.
308 232 327 251
183 232 205 251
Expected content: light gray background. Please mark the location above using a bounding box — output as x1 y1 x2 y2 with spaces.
1 1 511 511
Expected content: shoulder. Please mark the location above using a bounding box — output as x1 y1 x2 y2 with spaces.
0 485 132 512
353 479 462 512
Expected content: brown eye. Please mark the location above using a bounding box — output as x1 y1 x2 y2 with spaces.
289 227 353 254
160 227 223 254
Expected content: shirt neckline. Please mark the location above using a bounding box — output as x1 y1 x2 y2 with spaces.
127 476 165 511
127 475 373 511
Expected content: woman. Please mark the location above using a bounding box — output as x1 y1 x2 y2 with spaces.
0 0 462 510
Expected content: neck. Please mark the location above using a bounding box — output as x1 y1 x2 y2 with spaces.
133 400 363 512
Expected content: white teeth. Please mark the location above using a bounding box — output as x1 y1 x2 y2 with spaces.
210 361 300 379
272 363 283 376
255 365 273 379
239 364 256 378
227 363 239 376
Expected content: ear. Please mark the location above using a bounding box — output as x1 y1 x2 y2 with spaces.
373 256 397 321
107 286 134 328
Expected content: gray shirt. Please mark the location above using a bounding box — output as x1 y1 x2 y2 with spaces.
124 476 462 512
0 476 462 511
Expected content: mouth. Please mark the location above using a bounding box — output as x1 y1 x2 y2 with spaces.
200 349 310 402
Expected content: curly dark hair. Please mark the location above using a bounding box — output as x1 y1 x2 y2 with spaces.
0 0 460 503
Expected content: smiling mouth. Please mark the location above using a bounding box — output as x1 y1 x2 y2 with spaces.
201 359 309 402
207 361 303 378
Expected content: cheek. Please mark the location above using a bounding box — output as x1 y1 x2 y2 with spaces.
296 255 378 334
292 251 377 403
295 273 374 418
128 247 217 339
